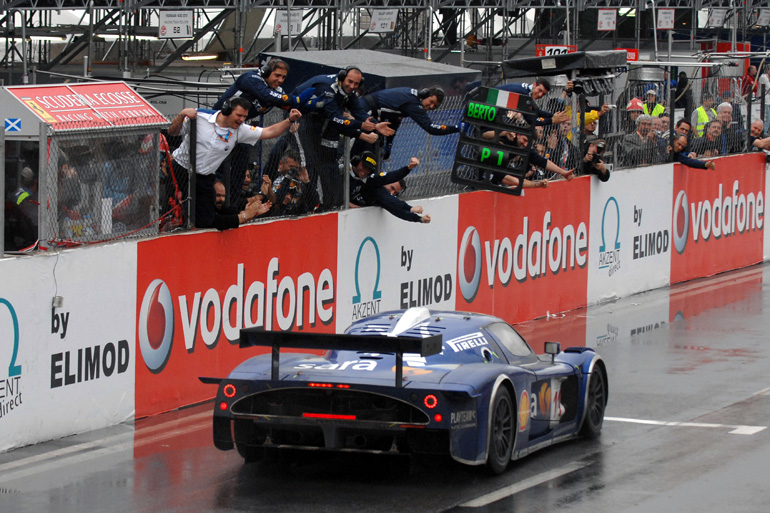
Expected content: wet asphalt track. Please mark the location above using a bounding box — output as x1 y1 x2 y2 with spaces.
2 263 770 513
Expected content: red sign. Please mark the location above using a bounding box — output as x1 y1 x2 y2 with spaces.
615 48 639 61
135 215 339 417
670 153 765 285
7 81 166 127
456 180 591 324
535 45 577 57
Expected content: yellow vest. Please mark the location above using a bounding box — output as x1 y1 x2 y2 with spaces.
643 103 665 117
694 106 716 137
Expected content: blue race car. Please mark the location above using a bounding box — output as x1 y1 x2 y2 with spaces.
201 307 608 474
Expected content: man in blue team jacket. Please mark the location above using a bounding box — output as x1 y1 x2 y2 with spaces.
279 67 392 209
354 86 460 158
348 151 431 223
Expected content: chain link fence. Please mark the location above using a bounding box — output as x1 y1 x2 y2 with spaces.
42 122 165 247
6 70 768 254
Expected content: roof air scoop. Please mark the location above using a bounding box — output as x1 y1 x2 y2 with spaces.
389 307 431 337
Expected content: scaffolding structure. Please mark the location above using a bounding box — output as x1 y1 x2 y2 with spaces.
0 1 768 82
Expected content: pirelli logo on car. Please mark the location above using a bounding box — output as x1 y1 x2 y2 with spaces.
446 332 488 353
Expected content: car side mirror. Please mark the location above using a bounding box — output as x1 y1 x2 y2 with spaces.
544 342 561 363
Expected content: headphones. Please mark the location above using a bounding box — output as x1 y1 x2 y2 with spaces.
337 66 364 87
221 97 253 116
260 58 287 79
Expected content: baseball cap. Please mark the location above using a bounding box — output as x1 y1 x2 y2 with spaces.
360 151 378 172
646 89 657 97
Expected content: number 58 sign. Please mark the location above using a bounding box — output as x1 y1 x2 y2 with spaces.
159 11 193 39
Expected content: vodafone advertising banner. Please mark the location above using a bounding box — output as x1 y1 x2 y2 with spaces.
456 180 591 325
335 197 458 330
587 165 673 304
0 244 136 452
7 82 167 127
135 215 338 417
671 154 765 284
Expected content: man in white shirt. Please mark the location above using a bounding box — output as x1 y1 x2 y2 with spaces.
169 97 301 230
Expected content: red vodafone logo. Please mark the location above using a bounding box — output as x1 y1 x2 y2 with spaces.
138 279 174 373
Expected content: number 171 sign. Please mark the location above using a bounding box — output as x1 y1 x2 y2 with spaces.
159 11 193 39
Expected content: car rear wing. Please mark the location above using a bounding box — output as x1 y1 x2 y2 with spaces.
239 329 443 388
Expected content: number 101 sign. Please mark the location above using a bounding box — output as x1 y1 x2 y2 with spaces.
535 45 577 57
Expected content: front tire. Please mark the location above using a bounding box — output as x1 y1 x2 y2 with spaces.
580 366 607 439
486 386 514 475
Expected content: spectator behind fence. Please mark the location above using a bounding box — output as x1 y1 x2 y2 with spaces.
58 157 83 222
168 97 301 230
623 98 644 133
545 119 581 170
742 65 758 99
237 168 275 212
716 102 745 154
690 120 723 158
749 120 770 152
759 67 770 133
353 86 461 159
582 136 610 182
289 67 392 210
272 150 320 216
348 152 431 223
215 178 271 218
691 93 717 137
671 135 716 170
643 89 665 117
621 114 662 167
482 130 574 187
6 167 39 250
674 72 691 113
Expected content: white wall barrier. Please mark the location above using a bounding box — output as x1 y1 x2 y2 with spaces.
0 153 766 451
0 243 136 452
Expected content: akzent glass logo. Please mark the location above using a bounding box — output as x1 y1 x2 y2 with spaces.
352 236 382 304
1 298 22 377
673 190 689 254
597 197 621 275
458 226 482 302
1 298 23 420
138 279 174 373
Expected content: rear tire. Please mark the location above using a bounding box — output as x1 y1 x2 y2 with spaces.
580 367 607 439
234 419 264 463
486 387 514 475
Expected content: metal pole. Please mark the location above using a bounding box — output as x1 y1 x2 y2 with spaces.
21 13 28 84
287 1 293 52
565 0 570 46
426 1 433 60
38 122 48 248
650 0 658 61
87 0 93 77
0 125 4 256
460 10 465 68
189 117 197 230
